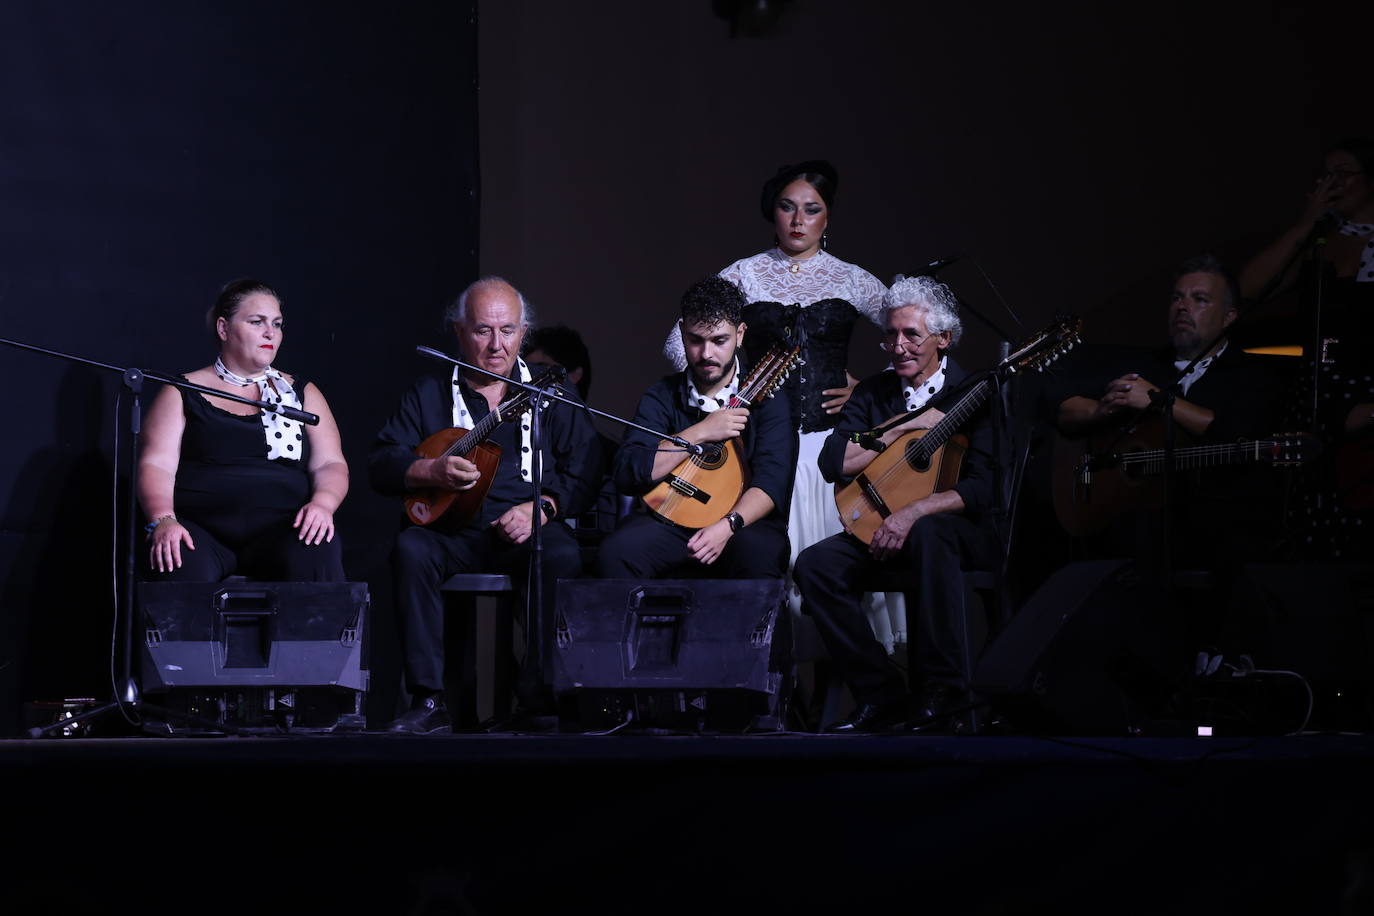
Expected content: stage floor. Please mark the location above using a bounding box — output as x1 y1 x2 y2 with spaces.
4 731 1371 914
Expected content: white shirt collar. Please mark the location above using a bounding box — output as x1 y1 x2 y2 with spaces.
1173 342 1226 396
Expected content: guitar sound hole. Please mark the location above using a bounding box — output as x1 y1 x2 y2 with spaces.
904 441 930 473
695 443 726 470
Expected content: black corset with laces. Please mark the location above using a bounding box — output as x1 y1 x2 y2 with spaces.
741 299 858 433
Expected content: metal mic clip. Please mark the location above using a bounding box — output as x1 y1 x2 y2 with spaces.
851 430 887 453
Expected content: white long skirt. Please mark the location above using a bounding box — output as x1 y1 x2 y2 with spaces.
788 429 906 655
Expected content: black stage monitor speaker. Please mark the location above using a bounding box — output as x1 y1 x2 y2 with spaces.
553 578 790 732
1227 563 1374 681
139 579 368 692
974 559 1182 735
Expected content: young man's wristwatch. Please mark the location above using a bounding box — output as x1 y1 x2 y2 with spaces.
725 511 744 534
539 498 557 521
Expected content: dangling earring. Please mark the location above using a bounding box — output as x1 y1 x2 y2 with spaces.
821 232 829 251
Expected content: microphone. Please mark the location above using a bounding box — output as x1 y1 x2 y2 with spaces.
1315 208 1344 232
850 430 887 453
904 255 962 279
276 405 320 426
536 366 568 387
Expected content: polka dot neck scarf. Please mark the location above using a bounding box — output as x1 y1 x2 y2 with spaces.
902 358 947 412
1337 219 1374 283
213 356 303 462
452 358 538 484
684 358 742 414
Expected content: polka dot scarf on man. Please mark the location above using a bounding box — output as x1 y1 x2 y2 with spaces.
684 357 742 413
451 358 539 483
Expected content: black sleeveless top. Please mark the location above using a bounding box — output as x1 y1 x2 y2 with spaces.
741 299 858 434
173 372 313 549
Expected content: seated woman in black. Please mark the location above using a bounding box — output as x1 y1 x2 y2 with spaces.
138 278 348 581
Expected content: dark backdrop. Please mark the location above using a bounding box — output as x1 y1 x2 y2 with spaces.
479 1 1366 425
0 2 478 732
0 1 1365 733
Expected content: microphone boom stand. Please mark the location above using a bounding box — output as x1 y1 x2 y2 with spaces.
415 346 697 708
0 336 319 738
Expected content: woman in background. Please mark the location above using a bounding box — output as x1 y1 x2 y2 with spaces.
663 161 904 647
1240 138 1374 560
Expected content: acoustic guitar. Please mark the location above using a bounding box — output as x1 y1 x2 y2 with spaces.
405 367 564 527
836 317 1082 545
641 341 802 529
1051 417 1317 537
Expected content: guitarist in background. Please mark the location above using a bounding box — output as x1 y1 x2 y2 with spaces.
1056 255 1279 445
794 276 1001 734
369 277 603 734
596 276 797 579
1051 255 1287 569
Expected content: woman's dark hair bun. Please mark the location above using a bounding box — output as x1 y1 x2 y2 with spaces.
759 159 838 222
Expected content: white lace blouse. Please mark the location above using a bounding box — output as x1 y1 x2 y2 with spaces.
662 249 887 370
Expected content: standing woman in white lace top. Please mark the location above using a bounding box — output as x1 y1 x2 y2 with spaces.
663 161 902 643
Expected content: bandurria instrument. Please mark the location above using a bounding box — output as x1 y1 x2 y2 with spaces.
405 367 562 527
642 341 802 529
836 317 1082 545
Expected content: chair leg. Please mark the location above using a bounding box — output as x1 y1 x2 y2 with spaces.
491 597 516 721
455 600 479 728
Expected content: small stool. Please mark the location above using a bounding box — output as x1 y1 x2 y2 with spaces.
439 573 517 727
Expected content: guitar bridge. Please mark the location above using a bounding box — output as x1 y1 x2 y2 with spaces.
856 473 891 519
666 475 711 504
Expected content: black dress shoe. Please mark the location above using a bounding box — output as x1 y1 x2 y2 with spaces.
825 701 908 734
387 695 451 735
908 684 964 734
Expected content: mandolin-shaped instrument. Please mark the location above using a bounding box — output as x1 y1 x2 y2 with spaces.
642 341 802 529
405 367 563 527
836 317 1082 544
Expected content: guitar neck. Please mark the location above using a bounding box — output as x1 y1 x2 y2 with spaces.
443 409 498 458
914 378 992 458
445 387 538 458
1116 440 1281 475
729 344 797 409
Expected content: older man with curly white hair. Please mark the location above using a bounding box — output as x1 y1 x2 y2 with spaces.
793 274 1002 734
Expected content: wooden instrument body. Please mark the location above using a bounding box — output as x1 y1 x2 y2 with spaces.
836 428 968 544
641 341 801 530
1051 417 1317 537
830 314 1083 545
1051 422 1181 538
641 439 749 530
404 427 503 527
401 365 562 527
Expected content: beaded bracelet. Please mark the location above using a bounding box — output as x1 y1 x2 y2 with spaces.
144 514 177 534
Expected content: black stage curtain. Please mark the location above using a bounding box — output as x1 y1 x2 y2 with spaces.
0 2 479 732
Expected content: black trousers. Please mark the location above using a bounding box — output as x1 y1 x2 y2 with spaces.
793 514 999 707
595 513 789 580
143 516 345 583
391 520 582 696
